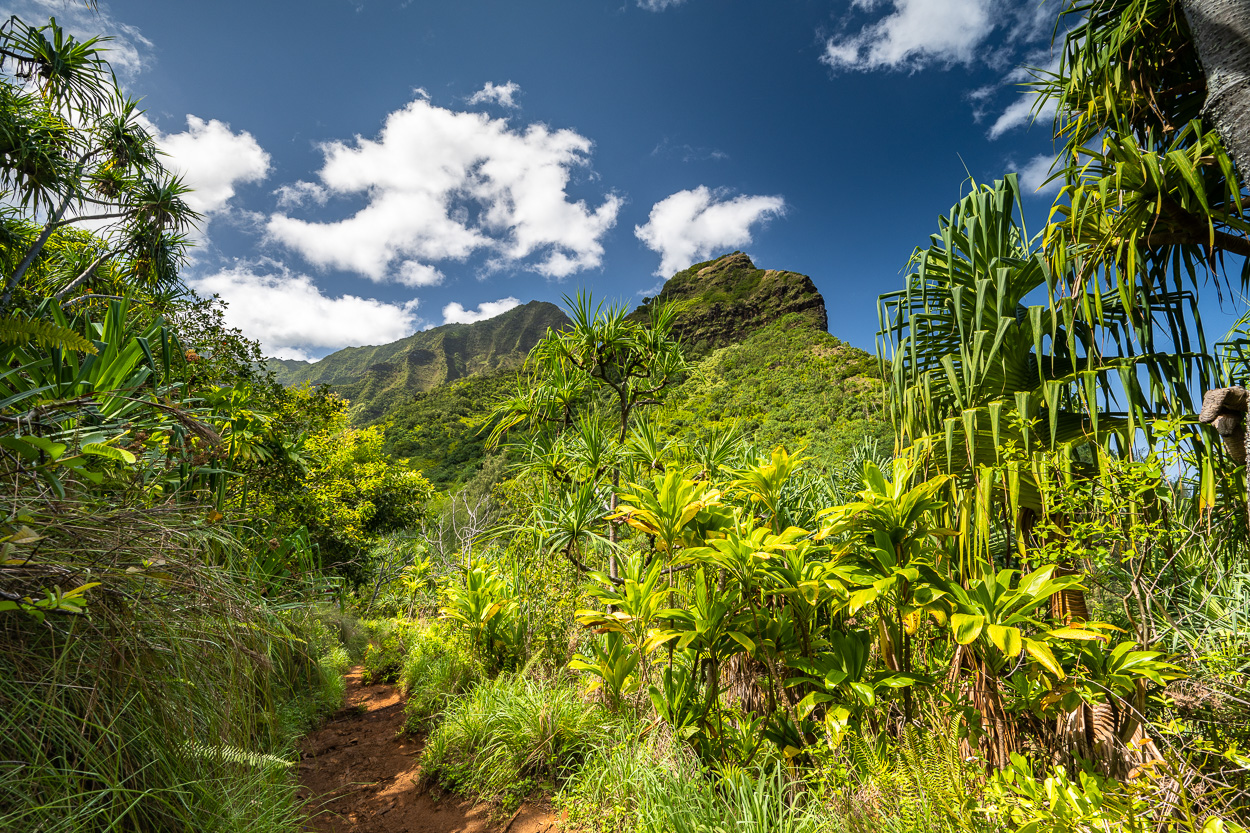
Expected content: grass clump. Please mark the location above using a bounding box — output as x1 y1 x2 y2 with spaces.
559 730 826 833
420 672 610 807
0 504 356 833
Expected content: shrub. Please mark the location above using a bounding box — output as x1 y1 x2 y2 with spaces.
398 624 483 733
359 618 421 684
421 673 612 807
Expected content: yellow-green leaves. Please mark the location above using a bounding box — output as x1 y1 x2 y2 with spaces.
986 623 1022 657
1023 639 1064 679
952 612 985 645
613 469 722 555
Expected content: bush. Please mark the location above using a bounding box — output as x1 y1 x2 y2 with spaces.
398 624 483 733
421 673 612 807
359 618 422 684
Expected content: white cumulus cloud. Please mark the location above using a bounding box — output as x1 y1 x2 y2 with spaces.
267 97 621 284
822 0 998 72
274 180 330 209
635 187 785 277
191 266 423 361
637 0 687 9
1016 153 1061 196
986 55 1061 139
467 81 521 108
442 297 522 325
158 116 271 217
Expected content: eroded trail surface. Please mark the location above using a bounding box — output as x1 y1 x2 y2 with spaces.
298 667 555 833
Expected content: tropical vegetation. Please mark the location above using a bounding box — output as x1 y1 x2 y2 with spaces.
3 1 1250 832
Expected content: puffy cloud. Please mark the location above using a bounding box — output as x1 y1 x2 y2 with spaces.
267 97 621 283
442 297 521 325
190 266 423 360
635 186 785 277
822 0 997 72
3 0 153 79
988 93 1054 138
1016 153 1061 196
398 261 445 287
467 81 521 108
637 0 687 9
274 180 329 209
158 116 271 216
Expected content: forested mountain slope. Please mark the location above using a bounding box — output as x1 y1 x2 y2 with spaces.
267 300 569 421
367 255 884 490
655 313 888 466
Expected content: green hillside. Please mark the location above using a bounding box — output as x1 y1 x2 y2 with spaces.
267 300 569 421
379 314 886 491
655 313 888 471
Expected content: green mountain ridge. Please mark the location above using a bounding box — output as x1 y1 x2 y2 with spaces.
379 313 886 491
266 300 570 422
265 253 883 491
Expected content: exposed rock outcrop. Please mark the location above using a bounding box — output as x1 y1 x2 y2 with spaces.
630 252 827 353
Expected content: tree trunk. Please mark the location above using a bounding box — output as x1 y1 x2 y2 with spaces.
1181 0 1250 176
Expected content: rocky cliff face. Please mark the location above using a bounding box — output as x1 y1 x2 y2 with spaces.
630 252 828 353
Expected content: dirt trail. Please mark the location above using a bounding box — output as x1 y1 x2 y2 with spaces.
297 667 557 833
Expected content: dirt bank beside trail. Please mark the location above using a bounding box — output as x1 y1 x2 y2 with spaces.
297 667 556 833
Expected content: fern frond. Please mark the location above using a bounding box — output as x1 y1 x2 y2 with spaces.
0 316 96 354
179 741 293 770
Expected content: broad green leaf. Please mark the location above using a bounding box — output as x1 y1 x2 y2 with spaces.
951 612 985 644
987 623 1022 657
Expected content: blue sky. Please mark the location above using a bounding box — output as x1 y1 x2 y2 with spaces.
10 0 1103 359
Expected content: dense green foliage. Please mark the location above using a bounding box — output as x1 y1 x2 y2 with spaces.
381 371 516 490
656 313 889 471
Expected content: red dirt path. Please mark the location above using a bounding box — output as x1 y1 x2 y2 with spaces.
297 667 557 833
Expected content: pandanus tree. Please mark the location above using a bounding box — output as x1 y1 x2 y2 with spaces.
0 16 197 312
1048 0 1250 188
877 174 1211 768
1042 0 1250 497
490 292 685 581
878 173 1210 573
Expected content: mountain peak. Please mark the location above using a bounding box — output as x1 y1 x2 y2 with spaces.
697 251 756 276
634 252 827 354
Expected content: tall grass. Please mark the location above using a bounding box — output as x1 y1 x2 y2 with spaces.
421 672 611 806
559 730 830 833
0 502 351 833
